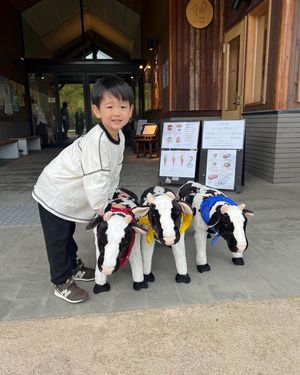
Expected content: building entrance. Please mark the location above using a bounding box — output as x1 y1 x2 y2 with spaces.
25 59 143 145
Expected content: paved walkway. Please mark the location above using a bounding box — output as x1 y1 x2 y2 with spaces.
0 146 299 320
0 145 300 374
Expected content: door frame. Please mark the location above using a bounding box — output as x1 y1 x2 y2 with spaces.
24 59 144 134
222 19 247 119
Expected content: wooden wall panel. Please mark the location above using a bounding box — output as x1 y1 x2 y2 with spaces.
0 2 25 83
170 0 224 112
287 0 300 109
244 112 300 183
141 0 170 113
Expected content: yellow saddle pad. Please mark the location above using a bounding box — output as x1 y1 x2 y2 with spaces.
138 213 193 244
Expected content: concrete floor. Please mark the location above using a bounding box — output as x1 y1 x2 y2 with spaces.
0 146 300 321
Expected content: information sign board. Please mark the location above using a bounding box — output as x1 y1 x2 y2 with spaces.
159 121 200 184
199 120 245 192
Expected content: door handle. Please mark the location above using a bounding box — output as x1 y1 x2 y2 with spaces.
233 95 241 105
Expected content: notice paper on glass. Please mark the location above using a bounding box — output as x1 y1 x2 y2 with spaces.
161 121 200 149
159 150 198 178
205 149 237 190
202 120 245 149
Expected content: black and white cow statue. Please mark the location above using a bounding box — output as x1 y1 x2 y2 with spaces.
86 188 148 294
133 186 193 284
177 181 254 272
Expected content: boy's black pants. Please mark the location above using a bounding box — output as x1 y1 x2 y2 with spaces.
38 204 78 285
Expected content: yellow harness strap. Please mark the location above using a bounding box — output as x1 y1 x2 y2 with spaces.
180 212 193 234
138 213 193 244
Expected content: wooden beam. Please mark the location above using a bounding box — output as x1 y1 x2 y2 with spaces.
274 0 295 110
117 0 144 14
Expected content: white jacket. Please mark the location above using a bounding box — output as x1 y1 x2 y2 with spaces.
32 124 124 223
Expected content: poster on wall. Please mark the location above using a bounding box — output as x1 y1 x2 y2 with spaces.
205 149 237 190
10 81 19 112
159 121 200 184
0 77 13 115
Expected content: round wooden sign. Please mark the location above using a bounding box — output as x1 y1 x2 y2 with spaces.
186 0 213 29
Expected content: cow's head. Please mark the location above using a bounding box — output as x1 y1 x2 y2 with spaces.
207 203 254 253
86 209 147 275
133 191 193 246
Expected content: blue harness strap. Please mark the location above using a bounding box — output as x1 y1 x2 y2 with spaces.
199 195 237 247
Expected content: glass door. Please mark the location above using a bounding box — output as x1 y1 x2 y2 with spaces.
57 73 86 142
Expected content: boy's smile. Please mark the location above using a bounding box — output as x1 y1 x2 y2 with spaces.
92 93 133 140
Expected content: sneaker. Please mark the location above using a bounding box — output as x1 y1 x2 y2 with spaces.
72 258 95 282
54 278 88 304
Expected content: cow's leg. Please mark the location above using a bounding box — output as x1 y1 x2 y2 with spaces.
129 234 148 290
232 252 245 266
194 225 211 273
93 228 110 294
171 233 190 283
141 235 155 282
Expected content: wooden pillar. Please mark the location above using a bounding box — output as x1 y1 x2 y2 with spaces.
274 0 295 110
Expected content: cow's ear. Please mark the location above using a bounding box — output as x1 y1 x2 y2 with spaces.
146 193 155 204
131 223 148 235
86 215 103 231
207 210 221 227
132 206 150 217
178 201 193 215
166 191 176 199
243 208 254 217
103 211 113 221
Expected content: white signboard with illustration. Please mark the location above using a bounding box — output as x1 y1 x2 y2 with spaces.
199 120 245 192
205 150 237 190
202 120 245 149
159 121 200 183
161 121 200 149
159 150 197 178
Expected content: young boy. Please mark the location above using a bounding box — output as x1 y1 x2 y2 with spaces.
32 75 134 303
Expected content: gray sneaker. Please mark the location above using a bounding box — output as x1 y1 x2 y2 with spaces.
72 258 95 282
54 277 89 304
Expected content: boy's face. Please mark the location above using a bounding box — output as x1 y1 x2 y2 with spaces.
92 93 133 135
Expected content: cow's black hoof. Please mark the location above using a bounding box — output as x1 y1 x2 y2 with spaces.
197 264 211 273
93 283 110 294
232 257 245 266
133 280 148 291
144 273 155 282
175 273 191 284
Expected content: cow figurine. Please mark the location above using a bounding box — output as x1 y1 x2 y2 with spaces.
177 181 254 272
133 186 193 284
86 188 148 294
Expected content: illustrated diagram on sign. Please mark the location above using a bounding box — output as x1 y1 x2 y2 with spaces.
205 149 237 189
159 150 197 178
161 122 200 149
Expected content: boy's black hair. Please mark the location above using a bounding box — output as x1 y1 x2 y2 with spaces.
91 75 134 107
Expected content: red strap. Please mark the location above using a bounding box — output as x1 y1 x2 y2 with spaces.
119 231 136 268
